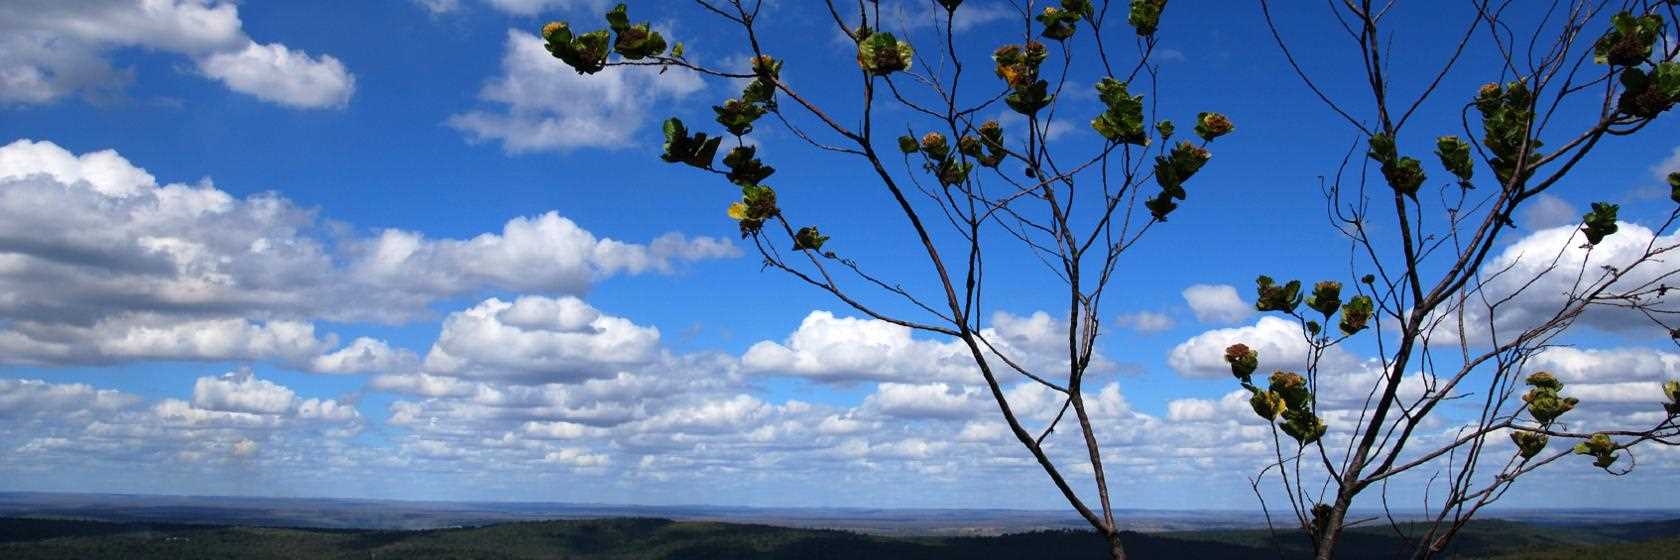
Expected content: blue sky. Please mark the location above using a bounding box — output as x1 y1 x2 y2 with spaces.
0 0 1677 512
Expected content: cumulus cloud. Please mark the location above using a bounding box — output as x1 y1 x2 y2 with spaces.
742 310 1110 384
192 369 297 414
197 42 355 109
1182 284 1252 324
1433 222 1678 343
0 0 354 108
421 296 663 383
1 373 360 476
1167 316 1353 378
0 139 736 368
448 30 704 152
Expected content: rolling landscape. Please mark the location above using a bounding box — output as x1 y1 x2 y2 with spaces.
0 493 1677 558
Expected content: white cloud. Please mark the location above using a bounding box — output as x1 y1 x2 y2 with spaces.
1116 311 1176 333
0 140 736 368
1167 316 1355 379
192 369 298 415
740 309 1109 385
310 338 420 375
862 383 986 419
448 30 704 153
421 296 663 383
198 42 355 109
1432 222 1678 343
0 0 354 108
1182 284 1252 324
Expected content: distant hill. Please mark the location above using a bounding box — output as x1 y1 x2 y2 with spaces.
2 516 1677 559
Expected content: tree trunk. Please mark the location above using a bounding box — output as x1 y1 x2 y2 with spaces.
1106 530 1127 560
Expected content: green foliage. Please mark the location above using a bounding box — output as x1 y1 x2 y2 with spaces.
659 118 722 169
1224 344 1258 383
1193 112 1233 142
714 99 768 136
1580 202 1620 245
967 121 1007 168
728 184 778 237
1249 388 1285 421
1522 372 1578 424
1254 275 1302 314
1280 408 1326 445
742 55 782 106
1337 295 1373 336
1367 133 1425 199
993 43 1053 115
1511 430 1549 459
1305 281 1342 318
723 146 775 186
541 21 611 74
792 226 829 251
1670 172 1680 204
605 4 667 60
1617 62 1680 118
1435 135 1474 187
896 135 918 154
1573 433 1619 470
1594 11 1664 66
857 31 913 76
1091 79 1148 145
920 132 950 161
1147 141 1210 220
1475 81 1543 186
1128 0 1167 36
1155 119 1175 140
1268 371 1311 411
1037 7 1082 41
1662 379 1680 415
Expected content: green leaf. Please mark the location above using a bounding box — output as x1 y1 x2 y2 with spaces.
857 32 914 75
1669 172 1680 204
898 135 920 154
1306 281 1342 318
1523 372 1578 425
1091 79 1148 145
1510 431 1548 460
1128 0 1167 36
542 21 612 74
1224 344 1259 383
792 226 830 251
1269 371 1312 411
1280 409 1326 445
1593 11 1663 66
1435 135 1474 186
1580 202 1620 245
1194 112 1234 142
1572 433 1619 470
1156 119 1175 140
659 118 723 169
713 99 768 136
1005 80 1053 115
1338 295 1373 336
1255 275 1303 314
1249 388 1285 421
1037 6 1081 41
723 146 775 186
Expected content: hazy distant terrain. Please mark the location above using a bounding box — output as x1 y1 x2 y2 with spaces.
5 492 1677 537
2 516 1679 559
